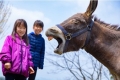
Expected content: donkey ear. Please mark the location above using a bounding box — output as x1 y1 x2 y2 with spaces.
84 0 98 17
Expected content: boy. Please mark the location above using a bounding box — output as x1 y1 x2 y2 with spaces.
28 20 45 80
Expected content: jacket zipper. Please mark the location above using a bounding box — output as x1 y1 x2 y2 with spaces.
20 40 23 74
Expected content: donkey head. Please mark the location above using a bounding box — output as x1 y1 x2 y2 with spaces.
46 0 98 55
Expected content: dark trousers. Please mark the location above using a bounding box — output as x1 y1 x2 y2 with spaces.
5 73 26 80
28 67 37 80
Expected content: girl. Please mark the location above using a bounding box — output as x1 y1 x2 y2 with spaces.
0 19 34 80
28 20 45 80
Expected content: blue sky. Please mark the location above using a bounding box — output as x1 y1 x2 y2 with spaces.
0 0 120 80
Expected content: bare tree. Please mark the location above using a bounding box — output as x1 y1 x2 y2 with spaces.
46 42 111 80
0 0 11 39
0 0 10 79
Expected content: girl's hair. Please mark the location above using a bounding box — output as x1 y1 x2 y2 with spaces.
11 19 29 45
33 20 44 29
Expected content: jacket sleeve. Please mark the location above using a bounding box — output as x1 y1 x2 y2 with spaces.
39 39 45 69
0 36 12 63
28 46 34 67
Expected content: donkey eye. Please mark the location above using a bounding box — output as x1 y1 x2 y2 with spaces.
69 19 80 24
80 19 86 24
74 20 80 24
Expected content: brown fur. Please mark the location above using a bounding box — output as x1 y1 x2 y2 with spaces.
46 0 120 79
60 13 120 80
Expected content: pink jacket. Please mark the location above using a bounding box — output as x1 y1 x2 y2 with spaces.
0 34 33 77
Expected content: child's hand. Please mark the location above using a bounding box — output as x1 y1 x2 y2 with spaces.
29 67 34 74
4 62 11 69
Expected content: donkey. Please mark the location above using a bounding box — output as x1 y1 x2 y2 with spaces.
46 0 120 79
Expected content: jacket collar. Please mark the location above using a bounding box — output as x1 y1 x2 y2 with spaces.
15 33 21 39
30 32 42 37
15 33 25 41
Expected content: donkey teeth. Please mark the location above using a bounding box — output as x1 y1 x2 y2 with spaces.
48 36 53 41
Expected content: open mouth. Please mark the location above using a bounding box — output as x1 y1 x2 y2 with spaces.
46 27 65 54
48 36 62 48
55 37 63 49
47 35 64 54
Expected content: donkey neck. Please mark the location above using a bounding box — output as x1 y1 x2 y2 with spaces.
85 21 120 73
86 21 120 53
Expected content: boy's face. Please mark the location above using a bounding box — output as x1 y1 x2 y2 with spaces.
33 25 43 35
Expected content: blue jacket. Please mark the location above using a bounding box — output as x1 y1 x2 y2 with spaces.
28 32 45 69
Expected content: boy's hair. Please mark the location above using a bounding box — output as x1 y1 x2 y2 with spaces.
11 19 29 45
33 20 44 29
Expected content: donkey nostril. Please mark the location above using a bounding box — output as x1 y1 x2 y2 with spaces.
50 29 58 33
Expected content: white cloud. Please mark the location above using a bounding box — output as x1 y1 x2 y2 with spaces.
8 6 51 33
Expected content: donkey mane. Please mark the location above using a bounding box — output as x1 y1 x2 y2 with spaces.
94 16 120 31
45 0 120 79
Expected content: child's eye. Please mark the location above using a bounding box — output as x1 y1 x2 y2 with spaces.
17 26 26 29
23 27 26 29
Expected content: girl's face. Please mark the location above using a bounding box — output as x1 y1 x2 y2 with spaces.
33 26 43 35
16 23 26 39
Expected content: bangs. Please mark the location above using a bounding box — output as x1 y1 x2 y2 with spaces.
16 20 27 28
33 20 44 28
